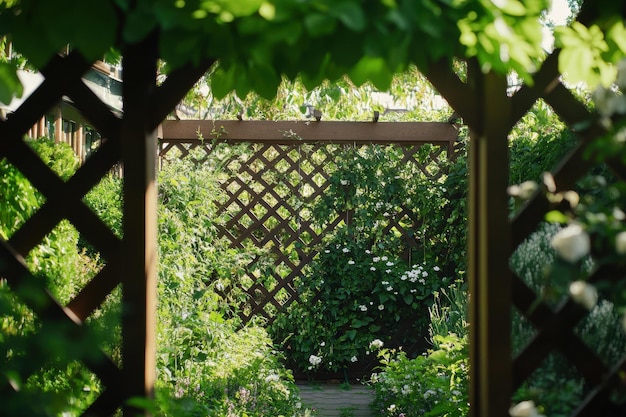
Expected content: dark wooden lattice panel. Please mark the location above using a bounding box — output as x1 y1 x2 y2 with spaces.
0 52 127 416
425 8 626 411
0 41 211 415
158 126 458 325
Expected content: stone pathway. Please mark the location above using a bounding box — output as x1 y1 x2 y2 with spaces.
296 383 375 417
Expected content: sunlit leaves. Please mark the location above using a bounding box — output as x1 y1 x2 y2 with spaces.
0 61 22 105
458 0 549 84
555 22 616 87
6 0 117 68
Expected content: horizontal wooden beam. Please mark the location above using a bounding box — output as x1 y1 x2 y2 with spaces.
159 120 458 145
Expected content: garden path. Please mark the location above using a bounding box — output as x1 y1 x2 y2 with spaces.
296 383 375 417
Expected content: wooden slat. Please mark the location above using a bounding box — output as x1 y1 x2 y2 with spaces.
160 120 458 145
0 238 123 389
467 70 512 417
120 36 159 417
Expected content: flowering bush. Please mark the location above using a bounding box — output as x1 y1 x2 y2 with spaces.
270 144 452 374
368 334 469 417
272 236 446 373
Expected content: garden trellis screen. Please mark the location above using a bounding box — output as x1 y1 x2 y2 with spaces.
158 120 460 325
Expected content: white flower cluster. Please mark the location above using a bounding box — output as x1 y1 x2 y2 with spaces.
550 224 590 263
400 263 437 283
369 339 384 350
508 180 538 200
308 354 322 367
569 280 598 310
509 400 545 417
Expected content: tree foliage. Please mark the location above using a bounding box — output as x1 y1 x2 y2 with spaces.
2 0 622 104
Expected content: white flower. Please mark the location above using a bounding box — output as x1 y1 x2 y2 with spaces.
383 212 390 217
385 269 392 273
308 355 322 366
509 400 545 417
370 266 376 271
508 180 538 200
373 257 380 262
378 304 385 310
386 261 394 266
365 250 371 254
381 256 388 261
359 305 368 311
342 247 350 253
550 224 590 263
615 231 626 255
320 341 325 346
350 356 358 362
433 266 440 271
265 373 280 383
348 260 355 265
324 249 330 253
369 339 384 349
386 286 393 291
569 281 598 310
401 385 412 395
340 179 349 186
387 404 396 412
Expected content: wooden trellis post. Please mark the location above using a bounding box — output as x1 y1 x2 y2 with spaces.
120 37 159 416
466 69 512 417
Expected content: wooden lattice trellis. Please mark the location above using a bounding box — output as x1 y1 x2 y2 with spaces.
159 120 460 325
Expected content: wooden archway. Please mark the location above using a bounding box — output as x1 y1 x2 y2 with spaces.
1 7 626 417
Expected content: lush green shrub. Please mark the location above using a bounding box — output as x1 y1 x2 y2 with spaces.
0 138 102 416
270 144 459 374
83 154 311 416
369 333 469 417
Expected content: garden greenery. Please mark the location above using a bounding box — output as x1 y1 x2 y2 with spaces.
2 143 312 416
269 142 465 375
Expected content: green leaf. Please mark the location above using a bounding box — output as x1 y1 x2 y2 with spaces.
210 66 235 99
497 0 526 16
558 46 594 85
330 2 366 32
123 8 158 43
305 13 337 37
403 293 414 305
125 396 156 413
348 56 393 90
0 61 23 105
72 1 117 62
249 62 281 99
545 210 569 224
